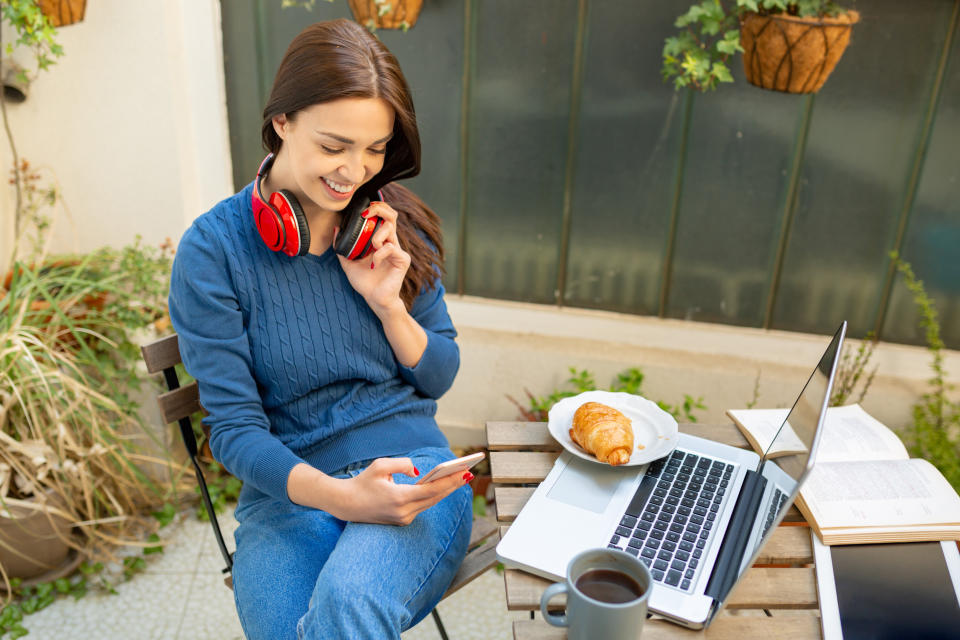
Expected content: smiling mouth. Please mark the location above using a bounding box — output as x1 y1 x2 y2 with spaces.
323 177 355 195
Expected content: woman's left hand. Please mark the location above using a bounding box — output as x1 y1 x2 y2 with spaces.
336 201 409 317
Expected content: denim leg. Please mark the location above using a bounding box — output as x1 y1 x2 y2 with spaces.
232 498 345 640
297 448 474 640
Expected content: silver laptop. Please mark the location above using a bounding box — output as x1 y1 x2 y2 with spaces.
497 321 847 629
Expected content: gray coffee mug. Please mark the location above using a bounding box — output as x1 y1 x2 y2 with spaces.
540 548 652 640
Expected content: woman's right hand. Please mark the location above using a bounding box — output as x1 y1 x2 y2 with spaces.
287 458 470 526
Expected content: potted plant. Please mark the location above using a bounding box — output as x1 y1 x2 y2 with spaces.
0 179 174 590
662 0 860 93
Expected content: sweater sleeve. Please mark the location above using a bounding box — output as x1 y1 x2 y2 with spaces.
168 220 305 502
396 277 460 399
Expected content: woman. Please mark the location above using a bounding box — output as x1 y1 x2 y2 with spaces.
169 19 472 640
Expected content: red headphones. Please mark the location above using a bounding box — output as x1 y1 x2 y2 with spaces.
252 154 309 257
252 153 384 260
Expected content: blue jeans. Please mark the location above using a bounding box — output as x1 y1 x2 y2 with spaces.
230 446 473 640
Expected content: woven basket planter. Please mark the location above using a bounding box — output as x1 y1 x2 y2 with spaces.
348 0 424 30
740 10 860 94
38 0 87 27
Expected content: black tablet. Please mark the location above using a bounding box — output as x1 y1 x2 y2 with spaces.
814 534 960 640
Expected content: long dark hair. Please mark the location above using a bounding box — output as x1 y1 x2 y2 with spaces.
262 19 444 308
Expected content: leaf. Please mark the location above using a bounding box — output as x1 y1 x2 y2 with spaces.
712 62 734 83
663 36 684 58
152 502 176 527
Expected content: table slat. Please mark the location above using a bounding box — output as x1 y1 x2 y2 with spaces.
512 613 821 640
490 451 559 484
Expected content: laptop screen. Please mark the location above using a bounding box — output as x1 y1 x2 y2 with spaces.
760 322 846 482
738 322 846 569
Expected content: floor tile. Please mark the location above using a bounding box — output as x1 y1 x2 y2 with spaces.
175 570 245 640
20 572 193 640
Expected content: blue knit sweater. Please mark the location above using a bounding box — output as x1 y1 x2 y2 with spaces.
168 183 457 502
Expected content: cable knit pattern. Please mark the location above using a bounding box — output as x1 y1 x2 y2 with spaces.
169 183 458 502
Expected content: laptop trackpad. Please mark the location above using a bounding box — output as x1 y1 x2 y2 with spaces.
547 456 626 514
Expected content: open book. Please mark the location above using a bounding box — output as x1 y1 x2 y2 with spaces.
727 404 960 545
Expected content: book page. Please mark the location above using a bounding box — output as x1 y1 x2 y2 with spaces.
814 404 909 463
801 459 960 530
727 404 908 461
726 408 803 457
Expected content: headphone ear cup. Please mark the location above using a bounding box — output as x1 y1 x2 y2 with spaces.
271 189 311 257
334 205 366 258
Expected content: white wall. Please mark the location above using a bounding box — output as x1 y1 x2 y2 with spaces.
0 0 232 263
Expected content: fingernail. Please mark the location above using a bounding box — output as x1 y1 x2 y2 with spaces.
463 472 474 483
369 261 375 269
413 467 419 476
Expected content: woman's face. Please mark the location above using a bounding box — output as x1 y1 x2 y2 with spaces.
273 97 395 212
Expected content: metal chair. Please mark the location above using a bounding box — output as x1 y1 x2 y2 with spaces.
141 334 498 640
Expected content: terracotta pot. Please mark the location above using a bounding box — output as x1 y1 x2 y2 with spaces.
348 0 424 30
740 10 860 94
38 0 87 27
0 493 73 580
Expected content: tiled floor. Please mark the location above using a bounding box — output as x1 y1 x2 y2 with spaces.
19 510 525 640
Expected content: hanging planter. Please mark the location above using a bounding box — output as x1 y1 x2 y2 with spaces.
38 0 87 27
662 1 859 93
740 10 860 94
348 0 423 31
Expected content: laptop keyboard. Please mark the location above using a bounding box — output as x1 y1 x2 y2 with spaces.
762 488 787 539
607 449 733 592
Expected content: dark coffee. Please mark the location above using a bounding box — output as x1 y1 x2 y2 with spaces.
575 569 645 604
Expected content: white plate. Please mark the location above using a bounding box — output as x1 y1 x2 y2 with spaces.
547 390 679 466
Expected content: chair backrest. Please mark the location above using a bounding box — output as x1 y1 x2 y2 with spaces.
141 333 499 597
140 334 234 586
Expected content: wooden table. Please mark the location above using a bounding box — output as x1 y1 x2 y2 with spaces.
487 421 823 640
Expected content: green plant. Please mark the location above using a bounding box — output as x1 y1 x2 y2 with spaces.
745 369 762 409
890 252 960 492
0 232 176 592
829 331 878 407
662 0 850 91
507 366 708 424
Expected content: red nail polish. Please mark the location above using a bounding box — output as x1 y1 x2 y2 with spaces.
369 261 375 269
463 472 474 483
413 467 419 476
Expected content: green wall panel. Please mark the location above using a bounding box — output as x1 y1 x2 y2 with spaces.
772 0 957 339
562 1 682 315
667 88 803 326
463 0 578 303
884 12 960 348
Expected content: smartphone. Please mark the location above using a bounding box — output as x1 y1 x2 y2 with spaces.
333 185 384 260
415 452 485 485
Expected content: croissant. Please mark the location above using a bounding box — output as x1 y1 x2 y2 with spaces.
569 402 634 466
